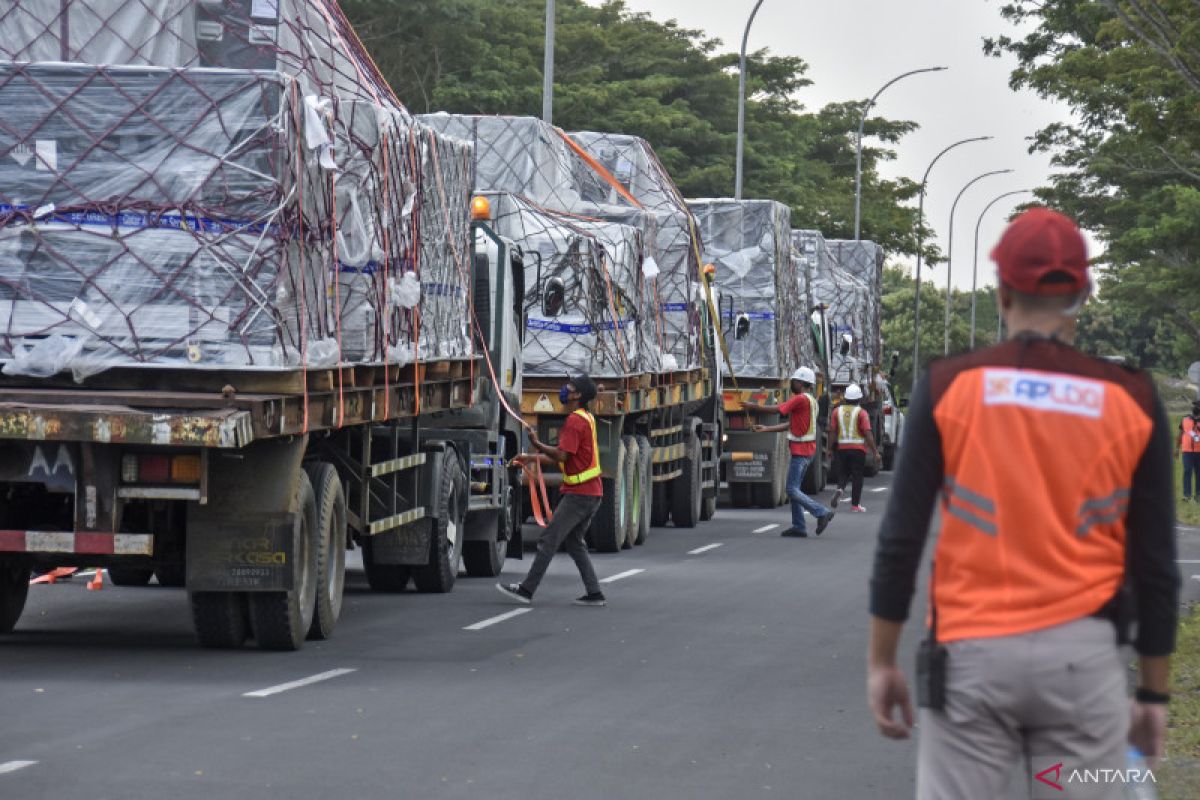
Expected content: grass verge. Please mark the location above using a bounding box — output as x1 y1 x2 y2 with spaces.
1160 604 1200 799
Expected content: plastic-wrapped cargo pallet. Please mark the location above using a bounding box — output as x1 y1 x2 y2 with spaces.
798 229 872 382
568 132 705 374
827 239 884 366
483 191 644 377
688 199 806 380
0 0 473 380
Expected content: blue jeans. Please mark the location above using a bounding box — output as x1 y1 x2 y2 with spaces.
1184 452 1199 498
786 455 829 532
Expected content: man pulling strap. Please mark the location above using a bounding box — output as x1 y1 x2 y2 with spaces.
498 374 607 607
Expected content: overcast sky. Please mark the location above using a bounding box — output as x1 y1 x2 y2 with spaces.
591 0 1072 290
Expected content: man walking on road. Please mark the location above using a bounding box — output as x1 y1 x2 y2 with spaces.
498 374 607 607
1176 400 1200 502
866 208 1180 800
829 384 877 513
745 367 836 538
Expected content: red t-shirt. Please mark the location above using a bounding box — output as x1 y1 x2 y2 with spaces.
558 411 603 496
778 394 817 457
829 405 871 452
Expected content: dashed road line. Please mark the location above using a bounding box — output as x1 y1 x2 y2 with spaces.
1192 575 1200 583
464 609 532 631
688 543 724 555
1178 560 1200 564
753 524 779 534
0 761 37 775
600 569 645 584
243 668 357 698
870 487 889 493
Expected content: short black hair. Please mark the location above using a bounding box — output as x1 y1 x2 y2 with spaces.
571 374 597 405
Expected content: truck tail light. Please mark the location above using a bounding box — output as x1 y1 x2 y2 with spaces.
138 455 170 483
120 453 202 484
170 455 202 483
121 454 138 483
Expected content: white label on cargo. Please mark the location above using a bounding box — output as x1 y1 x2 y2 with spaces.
35 140 56 172
248 24 276 45
9 144 32 167
68 298 102 330
251 0 280 20
196 21 223 41
32 203 54 219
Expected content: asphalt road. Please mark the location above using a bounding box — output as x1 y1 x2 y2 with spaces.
3 474 1198 799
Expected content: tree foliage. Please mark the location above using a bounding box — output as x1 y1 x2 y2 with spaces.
342 0 924 254
985 0 1200 372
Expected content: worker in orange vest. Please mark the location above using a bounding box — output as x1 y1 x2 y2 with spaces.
1176 399 1200 502
828 384 879 513
867 208 1179 798
498 374 606 607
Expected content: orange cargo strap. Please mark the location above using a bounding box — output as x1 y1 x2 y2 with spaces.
522 458 554 528
556 130 644 209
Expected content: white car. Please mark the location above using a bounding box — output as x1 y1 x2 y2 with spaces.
880 388 905 472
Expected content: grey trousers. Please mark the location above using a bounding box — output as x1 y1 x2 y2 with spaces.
916 617 1128 800
520 493 602 596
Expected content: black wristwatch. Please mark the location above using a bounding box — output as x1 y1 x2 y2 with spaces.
1135 687 1170 705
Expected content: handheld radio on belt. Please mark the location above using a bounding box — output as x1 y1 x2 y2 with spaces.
916 562 948 711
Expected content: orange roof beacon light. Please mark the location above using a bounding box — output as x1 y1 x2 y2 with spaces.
703 263 716 278
471 195 491 221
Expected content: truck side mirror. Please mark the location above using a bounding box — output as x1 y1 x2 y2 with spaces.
542 277 565 317
735 313 750 341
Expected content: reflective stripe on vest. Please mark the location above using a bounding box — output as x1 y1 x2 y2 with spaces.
787 393 818 444
1076 488 1131 537
837 405 865 445
561 409 602 485
942 477 998 537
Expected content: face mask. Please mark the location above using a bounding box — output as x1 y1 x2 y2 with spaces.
559 385 572 404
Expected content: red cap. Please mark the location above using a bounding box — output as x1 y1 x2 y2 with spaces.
991 207 1089 295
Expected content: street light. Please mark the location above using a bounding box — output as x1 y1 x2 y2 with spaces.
971 189 1033 348
853 66 947 241
735 0 767 200
944 168 1013 356
542 0 555 123
909 136 991 396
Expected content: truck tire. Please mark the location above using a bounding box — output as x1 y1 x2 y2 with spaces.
362 538 411 592
882 443 896 472
249 470 319 651
752 483 776 509
464 487 510 577
865 453 881 479
729 482 753 508
304 462 346 640
190 591 249 649
649 480 671 528
154 564 186 588
633 436 652 544
801 451 825 495
0 556 30 634
670 426 702 528
620 436 640 549
108 566 154 586
413 451 467 593
590 438 627 553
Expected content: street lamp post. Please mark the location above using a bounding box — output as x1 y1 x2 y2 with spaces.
853 66 947 241
542 0 555 123
735 0 767 200
944 169 1013 356
971 190 1033 348
909 136 991 398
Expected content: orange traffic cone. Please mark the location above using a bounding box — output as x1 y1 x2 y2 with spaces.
86 568 105 591
29 567 78 585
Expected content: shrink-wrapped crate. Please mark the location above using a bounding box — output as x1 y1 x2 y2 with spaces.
827 239 884 366
797 229 872 383
0 2 473 379
688 199 803 380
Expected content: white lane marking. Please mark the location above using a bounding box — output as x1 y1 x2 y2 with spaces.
243 668 357 698
0 761 37 775
464 608 531 631
1192 575 1200 583
1178 560 1200 564
753 524 779 534
688 543 724 555
600 569 645 584
870 487 889 493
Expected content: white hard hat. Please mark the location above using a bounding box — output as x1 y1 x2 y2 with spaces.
791 366 816 385
844 384 863 401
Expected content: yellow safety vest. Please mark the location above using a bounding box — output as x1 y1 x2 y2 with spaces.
787 393 818 444
561 409 602 485
837 404 866 445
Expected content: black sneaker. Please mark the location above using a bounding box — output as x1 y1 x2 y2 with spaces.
815 511 835 536
573 592 607 607
829 488 844 510
780 527 808 538
496 582 533 605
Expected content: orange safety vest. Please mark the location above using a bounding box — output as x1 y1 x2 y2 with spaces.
561 409 602 485
930 362 1152 644
787 393 818 444
1181 416 1200 453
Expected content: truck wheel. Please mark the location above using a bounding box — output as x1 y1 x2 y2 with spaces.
590 438 627 553
154 565 186 588
108 566 154 586
801 453 825 495
649 480 671 527
249 470 319 651
621 436 640 549
305 462 347 640
362 538 411 592
0 556 30 634
190 591 249 649
413 451 467 593
670 426 702 528
634 436 652 544
464 487 510 577
729 482 753 508
865 453 881 479
882 444 895 472
773 436 790 506
752 483 776 509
